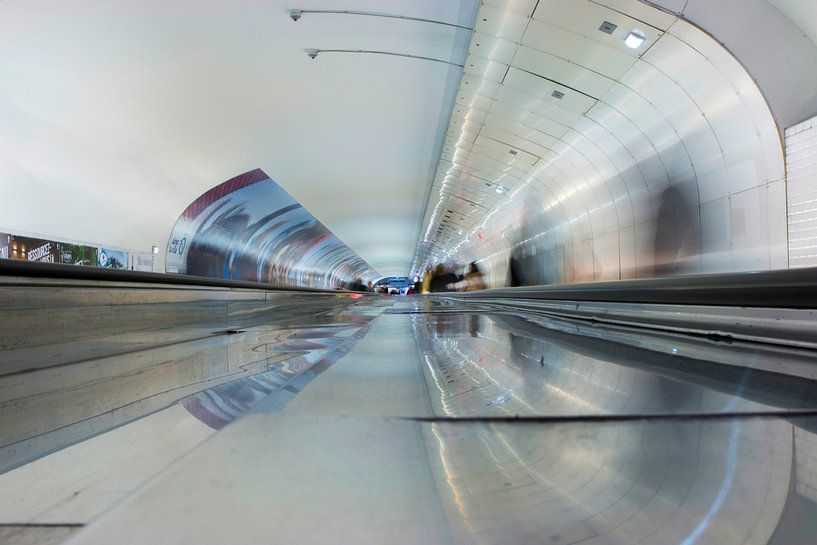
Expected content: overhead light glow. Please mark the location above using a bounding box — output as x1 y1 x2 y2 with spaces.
624 30 645 49
495 186 507 194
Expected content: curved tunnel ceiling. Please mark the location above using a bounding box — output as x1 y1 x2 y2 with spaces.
0 0 476 278
2 0 817 283
165 168 377 288
411 0 790 284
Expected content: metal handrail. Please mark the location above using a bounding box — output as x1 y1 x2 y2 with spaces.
0 259 363 294
3 259 817 308
445 267 817 308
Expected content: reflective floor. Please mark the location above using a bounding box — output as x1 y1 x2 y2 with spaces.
3 297 817 544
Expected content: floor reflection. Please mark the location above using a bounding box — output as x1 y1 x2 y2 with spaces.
411 310 817 418
422 416 817 545
0 296 379 473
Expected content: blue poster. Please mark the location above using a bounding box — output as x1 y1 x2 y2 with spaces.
98 247 128 269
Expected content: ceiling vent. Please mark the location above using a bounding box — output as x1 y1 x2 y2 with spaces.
551 90 565 100
599 21 617 35
509 149 518 155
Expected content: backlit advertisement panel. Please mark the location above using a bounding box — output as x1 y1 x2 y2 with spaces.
58 243 98 266
7 236 59 263
98 248 129 269
0 233 9 260
165 169 376 288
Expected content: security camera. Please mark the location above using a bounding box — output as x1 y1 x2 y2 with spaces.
289 9 302 21
306 48 318 59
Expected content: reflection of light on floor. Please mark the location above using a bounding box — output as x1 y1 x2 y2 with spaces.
429 422 483 544
449 343 601 415
423 354 453 414
680 421 742 545
680 367 753 544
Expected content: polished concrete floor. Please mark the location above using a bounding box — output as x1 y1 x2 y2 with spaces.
3 297 817 544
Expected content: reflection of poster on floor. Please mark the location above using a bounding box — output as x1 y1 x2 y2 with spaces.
0 233 9 259
98 248 128 269
9 236 59 263
58 243 98 266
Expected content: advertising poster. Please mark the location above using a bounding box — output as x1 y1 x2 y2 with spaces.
0 233 9 260
131 252 155 272
8 235 59 263
58 243 98 266
165 168 376 289
98 247 129 269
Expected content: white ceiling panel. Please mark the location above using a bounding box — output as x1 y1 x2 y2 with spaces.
468 32 518 64
479 127 549 158
459 73 501 97
462 54 508 82
529 112 578 138
484 98 535 124
512 46 617 99
482 0 538 17
502 68 598 114
471 139 540 167
522 19 637 79
473 5 530 42
522 128 562 151
455 92 495 112
532 0 664 54
593 0 678 30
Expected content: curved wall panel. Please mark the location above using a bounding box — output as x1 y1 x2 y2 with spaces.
166 169 377 289
411 0 788 286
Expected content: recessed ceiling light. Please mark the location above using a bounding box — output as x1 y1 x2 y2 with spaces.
625 30 645 49
551 90 565 100
599 21 617 35
495 186 507 194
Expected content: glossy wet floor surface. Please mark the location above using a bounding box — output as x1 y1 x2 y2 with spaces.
4 297 817 544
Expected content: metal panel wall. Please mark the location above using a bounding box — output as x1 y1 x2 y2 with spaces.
411 0 787 287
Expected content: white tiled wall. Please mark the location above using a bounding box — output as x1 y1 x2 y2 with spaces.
787 116 817 268
795 427 817 502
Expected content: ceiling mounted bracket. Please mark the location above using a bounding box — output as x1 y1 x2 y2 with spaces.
305 49 464 68
288 9 473 31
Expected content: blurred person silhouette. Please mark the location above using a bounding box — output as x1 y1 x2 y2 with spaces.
429 264 461 292
348 278 365 291
421 268 433 294
652 185 695 276
508 198 550 287
412 275 423 294
455 261 486 291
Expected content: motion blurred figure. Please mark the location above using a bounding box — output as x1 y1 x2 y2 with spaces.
421 268 432 294
652 185 695 276
429 264 461 292
455 262 486 291
507 197 553 286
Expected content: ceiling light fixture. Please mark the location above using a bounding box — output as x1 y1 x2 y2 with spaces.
624 30 645 49
495 186 507 194
598 21 617 34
